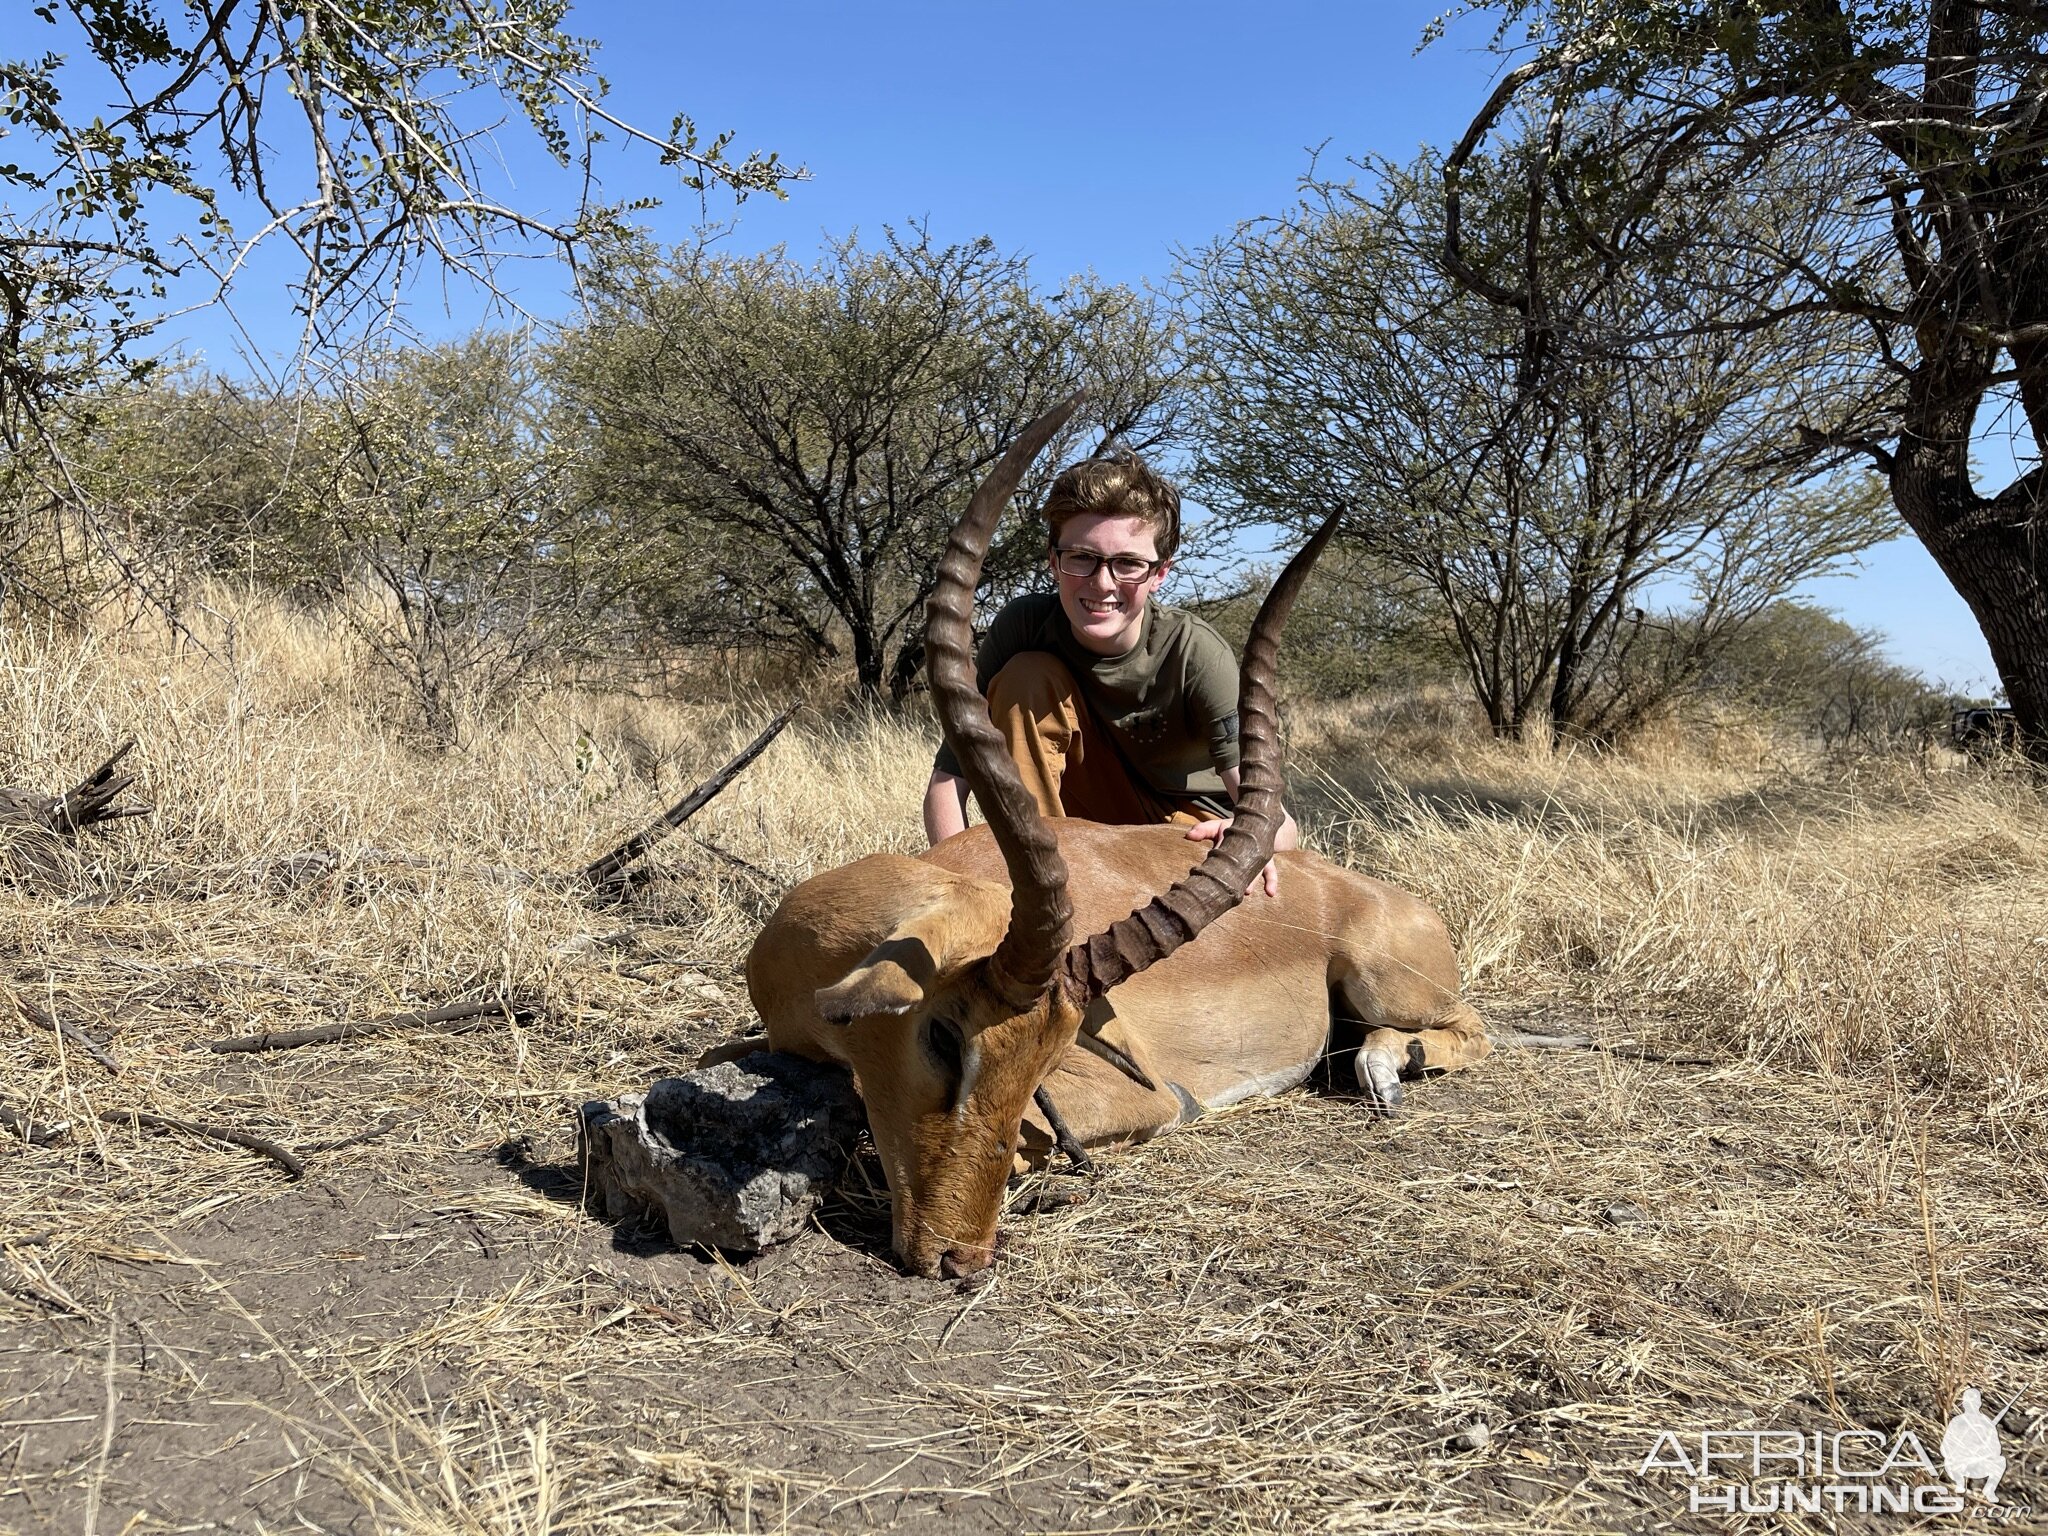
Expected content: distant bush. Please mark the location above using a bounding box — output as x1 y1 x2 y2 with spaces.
1693 601 1949 749
1192 577 1944 757
1187 543 1462 701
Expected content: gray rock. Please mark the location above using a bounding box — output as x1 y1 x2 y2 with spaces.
1601 1198 1651 1228
1447 1420 1492 1453
578 1051 866 1254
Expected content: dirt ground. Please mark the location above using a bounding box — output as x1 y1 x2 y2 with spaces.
5 995 2043 1535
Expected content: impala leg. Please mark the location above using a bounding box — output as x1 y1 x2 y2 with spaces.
1333 898 1490 1113
1355 1006 1491 1111
1014 1044 1182 1174
696 1037 768 1069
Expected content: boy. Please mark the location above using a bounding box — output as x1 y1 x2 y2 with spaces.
922 451 1297 894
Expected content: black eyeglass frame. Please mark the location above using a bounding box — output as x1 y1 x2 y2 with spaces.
1050 546 1167 583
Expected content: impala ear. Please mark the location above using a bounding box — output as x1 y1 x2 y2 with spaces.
815 936 941 1023
783 864 1011 1024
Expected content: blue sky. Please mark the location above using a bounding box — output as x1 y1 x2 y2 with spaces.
158 0 2001 694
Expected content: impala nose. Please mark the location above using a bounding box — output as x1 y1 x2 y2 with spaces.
938 1233 1005 1280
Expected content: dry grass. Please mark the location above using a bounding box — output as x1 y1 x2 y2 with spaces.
2 593 2044 1533
1289 698 2048 1094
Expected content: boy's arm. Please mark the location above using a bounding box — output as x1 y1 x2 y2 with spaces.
924 768 971 846
1184 765 1291 898
1219 765 1298 852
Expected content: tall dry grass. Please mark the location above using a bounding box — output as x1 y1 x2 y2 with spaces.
1288 699 2048 1102
5 589 2043 1097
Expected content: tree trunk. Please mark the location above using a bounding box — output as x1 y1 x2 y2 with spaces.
887 628 927 705
850 622 886 699
1893 343 2048 763
1913 513 2048 759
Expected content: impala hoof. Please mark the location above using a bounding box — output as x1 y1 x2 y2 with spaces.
1357 1047 1404 1113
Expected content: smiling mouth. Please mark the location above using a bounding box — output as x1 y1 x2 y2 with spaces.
1078 597 1125 616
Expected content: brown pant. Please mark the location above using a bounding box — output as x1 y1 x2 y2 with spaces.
986 652 1208 827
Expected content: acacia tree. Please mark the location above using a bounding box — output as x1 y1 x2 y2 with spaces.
0 365 302 623
2 0 793 627
1701 600 1949 750
2 0 793 420
1186 146 1891 740
1185 542 1457 700
560 229 1187 699
288 332 631 742
1443 0 2048 760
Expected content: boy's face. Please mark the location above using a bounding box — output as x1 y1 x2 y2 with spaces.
1050 511 1171 657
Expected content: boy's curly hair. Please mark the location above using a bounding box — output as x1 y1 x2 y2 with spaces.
1040 450 1181 563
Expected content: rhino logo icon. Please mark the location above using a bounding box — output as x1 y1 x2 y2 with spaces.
1942 1388 2011 1503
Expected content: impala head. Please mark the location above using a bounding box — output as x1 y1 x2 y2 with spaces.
811 890 1083 1278
812 394 1338 1278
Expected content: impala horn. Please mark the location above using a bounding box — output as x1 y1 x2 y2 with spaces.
926 392 1089 1008
1059 505 1344 1003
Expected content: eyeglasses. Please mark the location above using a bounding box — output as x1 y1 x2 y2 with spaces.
1053 547 1164 583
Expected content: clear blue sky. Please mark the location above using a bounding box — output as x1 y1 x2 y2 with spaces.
160 0 2002 695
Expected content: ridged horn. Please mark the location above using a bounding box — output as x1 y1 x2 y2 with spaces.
1059 505 1344 1004
927 392 1090 1008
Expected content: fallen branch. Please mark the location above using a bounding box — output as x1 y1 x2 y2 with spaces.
280 712 798 901
576 705 800 889
301 1112 402 1153
1493 1028 1596 1051
1493 1026 1719 1069
197 997 533 1055
13 995 120 1074
96 1108 304 1178
4 741 145 828
0 742 150 886
1598 1043 1722 1068
0 741 150 835
0 1104 68 1146
46 741 149 832
688 832 777 884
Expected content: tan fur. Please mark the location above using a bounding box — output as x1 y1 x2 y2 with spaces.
740 820 1489 1277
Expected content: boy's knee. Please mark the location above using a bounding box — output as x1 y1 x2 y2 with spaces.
986 652 1081 719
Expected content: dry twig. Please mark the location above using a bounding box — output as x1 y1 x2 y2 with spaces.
301 1113 402 1153
95 1108 305 1179
198 997 534 1055
13 994 121 1074
577 705 800 889
0 1103 67 1145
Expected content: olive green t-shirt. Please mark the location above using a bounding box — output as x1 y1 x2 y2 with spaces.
931 593 1241 810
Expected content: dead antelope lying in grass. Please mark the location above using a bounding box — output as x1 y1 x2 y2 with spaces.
744 397 1489 1278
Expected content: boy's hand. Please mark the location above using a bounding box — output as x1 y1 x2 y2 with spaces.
1183 818 1280 898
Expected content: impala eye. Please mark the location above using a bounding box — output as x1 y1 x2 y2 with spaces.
923 1015 965 1082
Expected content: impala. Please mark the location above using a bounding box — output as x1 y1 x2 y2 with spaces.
743 395 1490 1278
